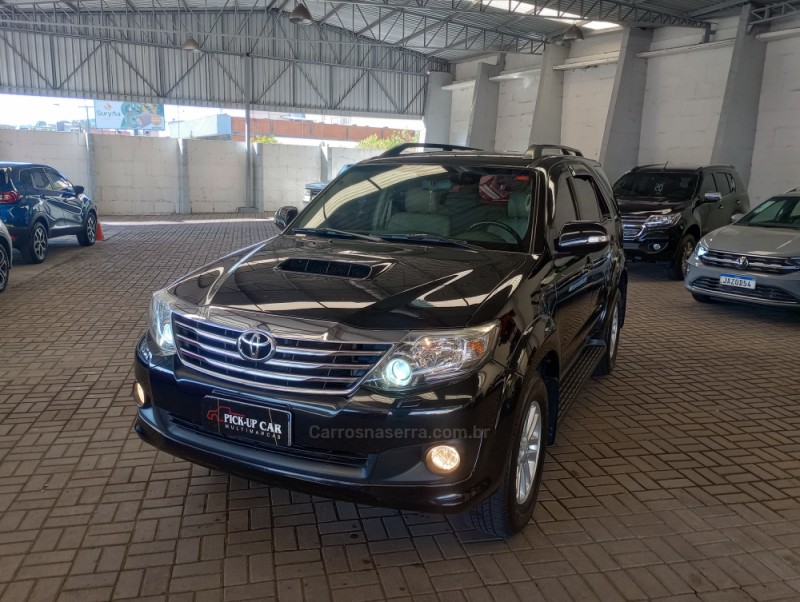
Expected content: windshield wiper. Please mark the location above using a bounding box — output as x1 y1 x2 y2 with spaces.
292 227 383 242
378 233 480 250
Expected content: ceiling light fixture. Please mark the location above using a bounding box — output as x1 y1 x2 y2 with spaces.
289 2 314 25
181 36 202 52
562 24 585 41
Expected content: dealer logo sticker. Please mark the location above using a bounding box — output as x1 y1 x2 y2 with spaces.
205 401 290 445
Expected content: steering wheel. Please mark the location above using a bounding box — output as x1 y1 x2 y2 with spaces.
465 221 524 246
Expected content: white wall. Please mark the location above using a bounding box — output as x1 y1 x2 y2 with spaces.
94 135 180 215
0 130 89 193
260 144 320 212
561 64 617 160
749 34 800 204
449 86 474 146
329 147 380 176
187 139 247 213
495 76 538 152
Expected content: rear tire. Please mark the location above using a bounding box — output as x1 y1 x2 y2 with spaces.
594 290 621 377
468 377 548 538
668 233 696 280
77 212 97 247
0 244 9 293
22 222 48 264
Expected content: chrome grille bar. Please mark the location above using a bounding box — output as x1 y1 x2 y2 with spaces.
700 250 799 274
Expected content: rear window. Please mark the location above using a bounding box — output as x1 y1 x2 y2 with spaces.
614 171 698 200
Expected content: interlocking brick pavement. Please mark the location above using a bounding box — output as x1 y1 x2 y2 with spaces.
1 214 799 602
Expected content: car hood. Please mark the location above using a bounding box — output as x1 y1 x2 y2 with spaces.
704 224 800 256
616 196 692 215
170 235 532 330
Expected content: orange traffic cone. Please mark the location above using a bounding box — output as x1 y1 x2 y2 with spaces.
96 220 105 241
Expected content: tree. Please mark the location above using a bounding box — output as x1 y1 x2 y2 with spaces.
251 134 278 144
357 130 419 150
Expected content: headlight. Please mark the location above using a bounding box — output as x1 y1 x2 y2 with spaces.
148 289 179 354
364 323 499 392
303 190 312 203
695 242 710 259
644 214 680 228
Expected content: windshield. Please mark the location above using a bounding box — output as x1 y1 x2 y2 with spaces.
613 171 698 200
291 162 535 252
739 197 800 230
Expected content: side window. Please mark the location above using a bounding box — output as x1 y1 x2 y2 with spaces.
21 168 50 190
714 173 732 196
697 173 716 196
569 175 608 222
552 174 579 238
43 168 72 193
726 173 737 193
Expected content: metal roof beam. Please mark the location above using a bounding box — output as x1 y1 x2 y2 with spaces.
748 0 800 26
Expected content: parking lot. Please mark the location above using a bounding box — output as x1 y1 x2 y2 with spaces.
1 215 798 602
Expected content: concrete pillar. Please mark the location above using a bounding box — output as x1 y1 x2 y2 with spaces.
320 144 330 183
253 144 264 212
529 43 567 145
599 28 653 183
466 57 505 150
177 139 190 214
423 71 454 144
710 5 767 185
84 132 98 205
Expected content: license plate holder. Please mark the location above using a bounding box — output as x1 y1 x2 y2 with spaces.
202 397 292 447
719 273 756 290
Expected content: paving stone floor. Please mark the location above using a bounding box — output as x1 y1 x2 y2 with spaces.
1 214 799 602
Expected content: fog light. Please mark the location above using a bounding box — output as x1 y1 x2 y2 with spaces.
653 243 662 251
133 382 147 407
425 445 460 475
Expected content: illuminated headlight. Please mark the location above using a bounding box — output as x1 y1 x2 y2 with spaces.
148 289 179 354
365 323 499 392
644 213 680 228
695 242 710 259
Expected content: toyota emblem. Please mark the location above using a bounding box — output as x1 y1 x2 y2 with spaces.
736 256 749 270
237 330 275 362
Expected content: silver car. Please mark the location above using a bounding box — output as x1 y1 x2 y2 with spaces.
685 191 800 308
0 220 11 293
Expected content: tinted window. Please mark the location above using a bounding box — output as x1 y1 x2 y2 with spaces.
43 168 72 193
714 173 732 196
20 168 50 190
726 173 737 193
570 176 603 222
613 172 698 200
553 174 578 237
739 197 800 230
697 173 717 196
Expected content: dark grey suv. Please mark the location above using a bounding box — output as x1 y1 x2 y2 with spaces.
614 164 750 279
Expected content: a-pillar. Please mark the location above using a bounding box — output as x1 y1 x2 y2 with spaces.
529 43 567 145
466 57 504 150
599 28 653 183
710 5 767 185
423 71 454 144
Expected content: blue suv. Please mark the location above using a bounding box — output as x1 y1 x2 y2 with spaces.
0 162 98 263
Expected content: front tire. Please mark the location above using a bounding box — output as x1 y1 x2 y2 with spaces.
669 233 696 280
22 222 48 264
77 212 97 246
594 290 621 377
0 244 9 293
468 378 548 538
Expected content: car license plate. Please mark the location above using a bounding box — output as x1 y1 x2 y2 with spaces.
719 273 756 290
202 397 292 447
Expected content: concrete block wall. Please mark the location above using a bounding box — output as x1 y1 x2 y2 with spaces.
750 28 800 204
495 76 538 152
561 64 617 160
186 139 247 213
449 85 474 146
0 130 89 193
329 147 381 177
260 144 321 212
94 135 180 215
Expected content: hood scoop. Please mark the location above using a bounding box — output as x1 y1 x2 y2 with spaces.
276 257 374 279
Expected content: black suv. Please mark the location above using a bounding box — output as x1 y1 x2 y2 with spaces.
614 164 750 279
133 143 628 537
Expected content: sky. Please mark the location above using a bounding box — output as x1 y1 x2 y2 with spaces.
0 94 423 131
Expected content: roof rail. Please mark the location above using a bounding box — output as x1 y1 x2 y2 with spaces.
379 143 481 158
525 144 583 159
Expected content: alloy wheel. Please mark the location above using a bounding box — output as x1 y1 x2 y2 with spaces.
0 247 8 291
609 303 620 356
33 225 47 261
87 214 97 244
515 400 543 504
681 240 694 278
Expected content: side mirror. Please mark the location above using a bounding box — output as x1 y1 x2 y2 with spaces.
275 205 299 230
556 222 610 254
74 185 85 195
731 212 744 223
703 192 722 204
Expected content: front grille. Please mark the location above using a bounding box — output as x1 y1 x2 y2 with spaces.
169 414 370 467
621 214 648 240
699 250 800 275
173 314 391 396
278 258 372 279
692 277 799 305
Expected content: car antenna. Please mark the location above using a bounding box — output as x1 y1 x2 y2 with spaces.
663 161 668 169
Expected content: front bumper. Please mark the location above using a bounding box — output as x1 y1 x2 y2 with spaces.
685 258 800 307
622 224 683 263
133 334 520 513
